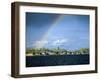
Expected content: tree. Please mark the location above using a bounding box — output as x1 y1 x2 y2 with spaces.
79 48 89 54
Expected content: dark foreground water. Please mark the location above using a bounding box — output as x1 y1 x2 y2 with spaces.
26 54 89 67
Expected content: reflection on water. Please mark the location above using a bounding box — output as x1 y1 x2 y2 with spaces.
26 54 89 67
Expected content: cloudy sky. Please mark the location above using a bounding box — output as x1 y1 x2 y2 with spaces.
26 12 89 50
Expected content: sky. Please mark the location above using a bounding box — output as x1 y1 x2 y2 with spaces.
26 12 90 50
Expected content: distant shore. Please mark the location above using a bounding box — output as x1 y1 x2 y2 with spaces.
26 47 89 56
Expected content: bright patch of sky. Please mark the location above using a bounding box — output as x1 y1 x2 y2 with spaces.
26 12 89 50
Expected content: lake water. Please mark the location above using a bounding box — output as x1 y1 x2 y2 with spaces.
26 54 89 67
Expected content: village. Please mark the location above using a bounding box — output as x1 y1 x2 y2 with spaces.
26 47 89 56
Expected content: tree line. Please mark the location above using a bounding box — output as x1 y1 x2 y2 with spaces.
26 47 89 56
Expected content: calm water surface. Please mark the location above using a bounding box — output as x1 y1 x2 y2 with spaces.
26 54 89 67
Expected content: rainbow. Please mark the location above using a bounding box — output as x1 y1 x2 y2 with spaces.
35 15 64 48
